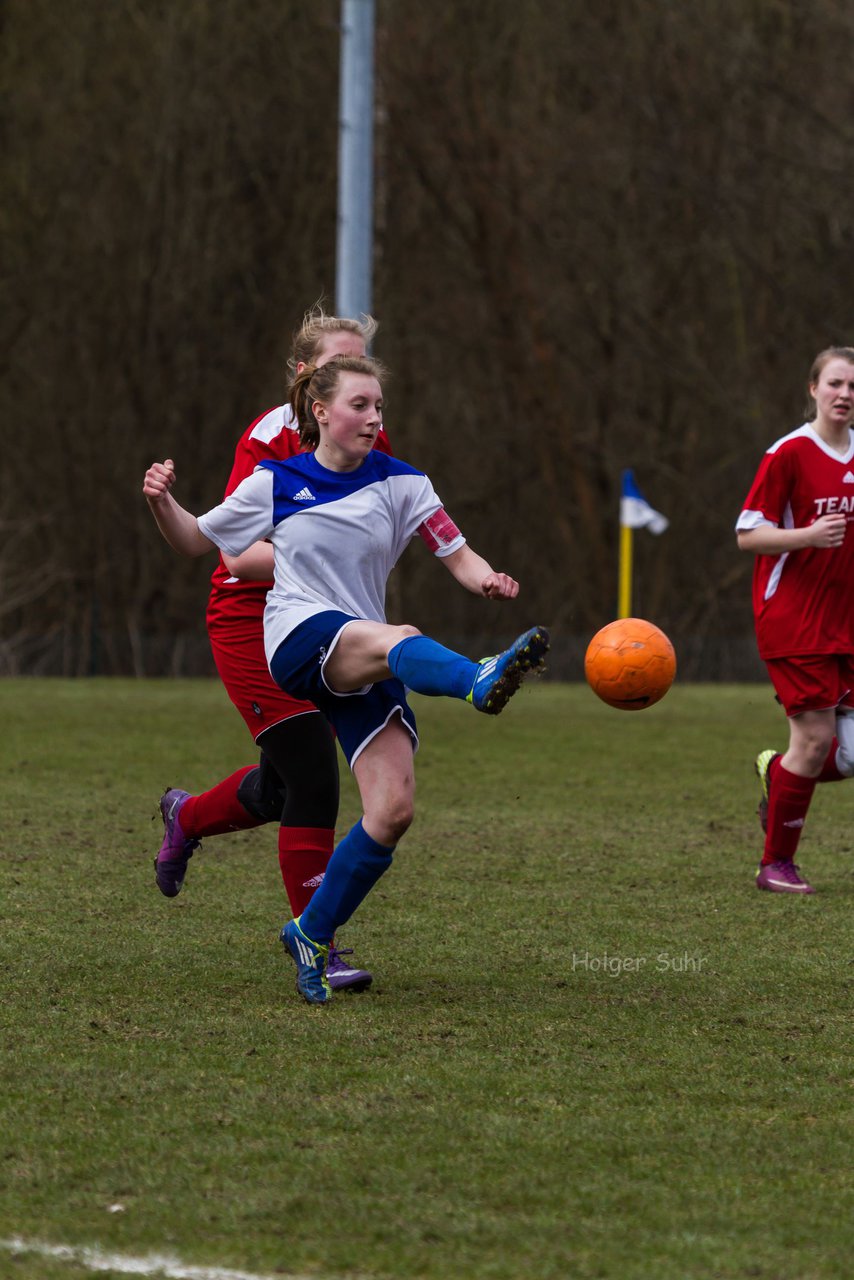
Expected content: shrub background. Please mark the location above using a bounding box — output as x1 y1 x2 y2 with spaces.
2 0 852 675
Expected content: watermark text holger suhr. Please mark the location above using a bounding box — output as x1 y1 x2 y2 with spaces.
571 950 708 977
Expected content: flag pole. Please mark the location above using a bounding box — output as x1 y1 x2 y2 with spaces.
335 0 375 319
618 522 633 619
618 468 668 619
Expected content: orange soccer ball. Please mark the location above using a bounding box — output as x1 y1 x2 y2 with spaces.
584 618 676 711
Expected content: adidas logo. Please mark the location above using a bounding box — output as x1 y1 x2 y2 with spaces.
292 486 316 501
302 874 325 889
844 471 854 484
294 936 318 966
783 818 805 829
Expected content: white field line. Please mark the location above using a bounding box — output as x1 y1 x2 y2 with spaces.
0 1236 317 1280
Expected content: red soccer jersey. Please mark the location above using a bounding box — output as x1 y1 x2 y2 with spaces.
206 405 393 628
736 424 854 658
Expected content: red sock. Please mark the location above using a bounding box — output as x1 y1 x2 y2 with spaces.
762 760 815 864
179 766 264 838
817 738 845 783
278 826 335 916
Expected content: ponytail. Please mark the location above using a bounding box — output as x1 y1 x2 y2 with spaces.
289 364 320 448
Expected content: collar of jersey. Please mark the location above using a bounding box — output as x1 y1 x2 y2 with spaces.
804 424 854 464
304 449 371 479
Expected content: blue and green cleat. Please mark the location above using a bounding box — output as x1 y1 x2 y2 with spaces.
467 626 550 715
754 748 778 834
280 917 332 1005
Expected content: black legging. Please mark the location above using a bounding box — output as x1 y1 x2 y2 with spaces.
238 711 340 830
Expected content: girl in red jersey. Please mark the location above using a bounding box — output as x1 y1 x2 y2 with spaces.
151 307 387 991
736 345 854 893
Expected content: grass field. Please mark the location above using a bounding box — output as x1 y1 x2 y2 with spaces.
0 678 851 1280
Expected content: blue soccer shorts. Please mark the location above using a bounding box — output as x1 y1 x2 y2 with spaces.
269 610 418 768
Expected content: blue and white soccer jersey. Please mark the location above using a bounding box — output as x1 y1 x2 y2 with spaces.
197 450 466 763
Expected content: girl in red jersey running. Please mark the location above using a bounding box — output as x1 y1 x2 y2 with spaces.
150 308 387 991
736 345 854 893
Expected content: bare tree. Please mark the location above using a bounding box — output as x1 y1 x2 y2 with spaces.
1 0 851 676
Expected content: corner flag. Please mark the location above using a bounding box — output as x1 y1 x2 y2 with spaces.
618 469 669 617
620 469 669 535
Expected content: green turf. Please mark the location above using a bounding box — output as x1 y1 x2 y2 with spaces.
0 679 851 1280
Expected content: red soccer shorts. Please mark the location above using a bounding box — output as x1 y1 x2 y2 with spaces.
765 654 854 718
208 613 319 739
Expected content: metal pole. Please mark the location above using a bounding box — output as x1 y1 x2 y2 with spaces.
335 0 375 321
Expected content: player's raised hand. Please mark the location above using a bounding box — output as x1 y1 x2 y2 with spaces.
143 459 176 504
809 512 847 548
481 572 519 600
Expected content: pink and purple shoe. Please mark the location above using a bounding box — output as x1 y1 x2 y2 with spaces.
154 788 200 898
756 860 814 894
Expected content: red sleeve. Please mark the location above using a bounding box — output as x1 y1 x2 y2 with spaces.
740 449 794 526
222 409 302 498
375 427 393 457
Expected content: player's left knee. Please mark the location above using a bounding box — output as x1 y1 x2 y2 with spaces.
237 766 283 824
368 797 413 846
390 623 422 647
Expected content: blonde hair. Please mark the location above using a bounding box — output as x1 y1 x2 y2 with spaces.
288 355 387 449
806 345 854 418
288 303 378 376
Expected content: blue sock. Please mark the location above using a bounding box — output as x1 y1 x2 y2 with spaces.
299 819 394 944
388 635 477 699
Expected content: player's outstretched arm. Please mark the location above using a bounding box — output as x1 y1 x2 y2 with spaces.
440 545 519 599
143 459 215 558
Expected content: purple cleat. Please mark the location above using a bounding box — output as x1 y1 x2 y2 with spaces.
154 788 200 898
756 860 814 894
326 945 373 993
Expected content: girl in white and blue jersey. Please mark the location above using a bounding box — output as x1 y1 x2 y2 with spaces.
143 356 549 1004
